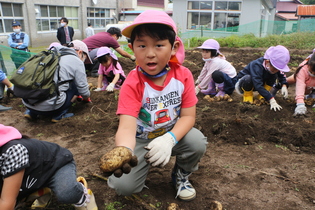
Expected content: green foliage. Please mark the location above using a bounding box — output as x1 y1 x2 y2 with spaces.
300 0 315 4
185 32 315 50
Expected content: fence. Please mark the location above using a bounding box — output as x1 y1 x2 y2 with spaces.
180 18 315 41
0 45 35 77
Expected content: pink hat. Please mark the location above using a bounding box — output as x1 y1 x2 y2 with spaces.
47 42 61 50
122 10 185 64
197 39 220 53
71 40 92 64
96 47 118 60
0 124 22 146
263 45 290 72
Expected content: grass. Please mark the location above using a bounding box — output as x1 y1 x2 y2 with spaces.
185 32 315 50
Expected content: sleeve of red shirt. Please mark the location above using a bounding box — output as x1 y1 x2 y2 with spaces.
116 69 143 118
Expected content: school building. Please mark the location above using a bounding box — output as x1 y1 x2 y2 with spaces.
0 0 119 48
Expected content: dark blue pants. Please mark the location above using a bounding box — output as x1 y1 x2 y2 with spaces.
29 83 79 118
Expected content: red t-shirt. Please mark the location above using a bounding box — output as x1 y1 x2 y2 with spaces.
82 32 120 51
117 62 197 139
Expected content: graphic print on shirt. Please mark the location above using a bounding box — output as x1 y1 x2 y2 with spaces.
136 78 184 139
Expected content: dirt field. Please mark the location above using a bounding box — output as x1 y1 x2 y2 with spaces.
2 47 315 210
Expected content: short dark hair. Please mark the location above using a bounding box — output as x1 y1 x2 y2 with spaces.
88 23 92 27
60 17 68 24
130 24 176 46
107 27 122 38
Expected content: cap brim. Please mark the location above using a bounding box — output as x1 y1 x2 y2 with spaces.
279 65 290 72
122 23 173 38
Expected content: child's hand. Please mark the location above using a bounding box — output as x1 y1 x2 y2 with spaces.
99 146 138 177
293 103 307 116
195 86 201 95
83 97 92 103
106 83 115 92
281 85 288 99
269 98 282 111
93 88 102 92
130 55 136 62
144 132 177 167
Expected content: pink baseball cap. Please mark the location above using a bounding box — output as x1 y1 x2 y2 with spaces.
0 124 22 146
96 47 118 60
197 39 220 53
122 10 185 64
47 42 61 50
263 45 290 72
71 40 92 64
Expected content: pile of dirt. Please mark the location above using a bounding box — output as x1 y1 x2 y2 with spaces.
2 47 315 210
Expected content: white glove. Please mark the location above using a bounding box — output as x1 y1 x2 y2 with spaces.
269 98 282 111
281 85 288 99
130 55 136 61
106 83 115 92
144 132 177 167
8 84 14 91
195 79 200 85
293 103 307 116
93 88 102 92
195 86 201 95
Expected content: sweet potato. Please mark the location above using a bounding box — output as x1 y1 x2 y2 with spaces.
99 146 132 173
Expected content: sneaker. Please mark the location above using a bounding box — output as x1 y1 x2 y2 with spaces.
51 112 74 123
75 176 98 210
0 104 12 112
24 109 37 120
171 165 196 201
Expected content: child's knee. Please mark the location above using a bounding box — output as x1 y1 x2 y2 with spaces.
108 176 139 196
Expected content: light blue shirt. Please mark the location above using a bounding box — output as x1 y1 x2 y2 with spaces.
8 32 29 49
0 69 6 82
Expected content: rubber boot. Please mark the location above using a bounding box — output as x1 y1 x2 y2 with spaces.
200 79 216 95
243 89 253 104
15 188 51 209
215 82 225 97
257 83 272 100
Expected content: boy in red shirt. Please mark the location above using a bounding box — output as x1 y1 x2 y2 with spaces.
105 10 207 201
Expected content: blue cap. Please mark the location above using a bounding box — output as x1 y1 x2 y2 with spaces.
12 21 21 27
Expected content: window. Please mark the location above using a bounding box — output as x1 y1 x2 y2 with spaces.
187 0 241 31
87 8 115 29
188 1 212 10
215 1 227 10
35 5 78 32
0 3 23 33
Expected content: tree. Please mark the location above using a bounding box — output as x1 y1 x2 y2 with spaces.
301 0 315 4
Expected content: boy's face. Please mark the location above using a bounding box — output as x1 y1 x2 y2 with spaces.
129 34 177 76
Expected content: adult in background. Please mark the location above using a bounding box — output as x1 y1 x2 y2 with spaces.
56 17 74 46
83 27 135 76
8 20 30 69
85 23 95 38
